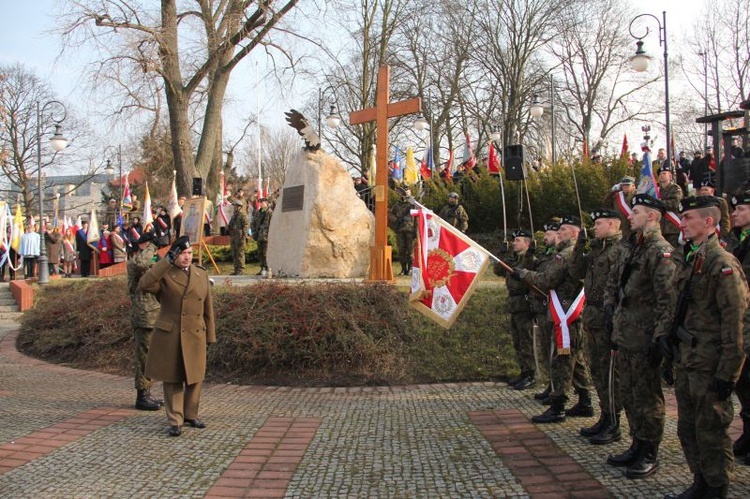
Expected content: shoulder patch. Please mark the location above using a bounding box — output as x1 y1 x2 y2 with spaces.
721 267 734 276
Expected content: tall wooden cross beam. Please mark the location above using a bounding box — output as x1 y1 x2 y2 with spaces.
349 65 421 281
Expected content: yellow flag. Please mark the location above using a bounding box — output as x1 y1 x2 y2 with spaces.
11 204 23 252
404 146 419 185
368 144 376 185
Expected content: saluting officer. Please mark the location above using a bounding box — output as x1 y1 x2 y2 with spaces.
663 196 747 499
604 194 676 479
570 209 628 445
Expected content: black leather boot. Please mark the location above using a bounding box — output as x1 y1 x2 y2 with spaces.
733 415 750 457
590 413 622 445
565 389 594 417
135 389 161 411
664 474 707 499
703 484 728 499
580 412 608 437
607 438 642 467
532 396 566 423
534 384 551 400
513 373 536 391
626 440 660 479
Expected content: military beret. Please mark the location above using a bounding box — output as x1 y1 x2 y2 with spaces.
560 215 581 228
658 163 674 174
620 176 636 185
680 196 721 213
731 192 750 207
511 229 533 239
589 208 620 221
700 173 716 188
170 235 191 253
136 231 155 245
395 186 411 197
543 222 560 232
631 193 665 212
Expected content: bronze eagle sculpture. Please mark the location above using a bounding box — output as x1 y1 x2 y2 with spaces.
285 109 321 151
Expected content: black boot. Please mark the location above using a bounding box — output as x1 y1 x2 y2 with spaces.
513 373 536 391
733 415 750 456
664 474 707 499
534 384 551 400
135 389 162 411
580 412 608 437
532 396 566 424
607 438 642 467
507 373 524 386
626 440 660 479
565 389 594 417
590 413 622 445
703 484 728 499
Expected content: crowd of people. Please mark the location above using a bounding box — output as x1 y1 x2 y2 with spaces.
493 160 750 498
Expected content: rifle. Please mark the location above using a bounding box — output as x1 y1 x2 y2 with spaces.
665 253 701 365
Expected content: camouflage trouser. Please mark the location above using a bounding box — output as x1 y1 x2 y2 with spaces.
618 349 665 443
257 240 268 269
675 368 735 487
230 234 246 272
395 232 414 268
510 311 535 375
734 360 750 421
549 320 592 400
533 312 553 380
134 326 154 391
585 325 622 413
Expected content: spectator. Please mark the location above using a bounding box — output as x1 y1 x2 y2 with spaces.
19 225 40 278
62 228 77 278
44 226 62 276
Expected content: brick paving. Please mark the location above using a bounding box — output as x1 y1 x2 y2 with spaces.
1 320 750 497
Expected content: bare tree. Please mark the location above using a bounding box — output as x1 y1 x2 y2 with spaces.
61 0 300 198
242 125 301 191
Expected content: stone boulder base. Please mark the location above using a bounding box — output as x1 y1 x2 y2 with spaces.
267 150 374 278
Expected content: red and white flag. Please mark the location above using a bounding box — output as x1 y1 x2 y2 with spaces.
142 182 153 231
487 142 501 174
409 208 490 328
167 171 181 220
218 171 230 226
462 131 476 169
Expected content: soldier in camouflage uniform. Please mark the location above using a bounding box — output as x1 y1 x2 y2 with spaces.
126 232 163 411
570 209 628 445
697 174 730 239
663 196 747 499
228 196 249 275
657 163 684 247
388 187 416 276
603 176 637 241
516 216 592 423
251 198 273 275
728 192 750 463
604 194 676 479
494 229 537 390
437 192 469 232
529 222 561 402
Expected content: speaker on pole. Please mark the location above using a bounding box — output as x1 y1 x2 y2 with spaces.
192 177 205 196
504 144 526 181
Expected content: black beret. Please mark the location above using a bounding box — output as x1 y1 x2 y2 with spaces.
511 229 533 239
680 196 721 213
543 222 560 232
136 231 155 245
631 193 665 212
620 176 636 184
700 173 716 188
560 215 581 228
731 192 750 207
589 208 620 221
170 235 191 253
658 163 674 174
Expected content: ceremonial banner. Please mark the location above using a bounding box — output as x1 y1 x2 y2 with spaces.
87 207 101 244
462 131 476 169
142 182 153 230
488 142 501 174
404 146 419 185
409 208 490 328
122 174 132 210
637 149 657 198
217 171 230 226
167 171 181 220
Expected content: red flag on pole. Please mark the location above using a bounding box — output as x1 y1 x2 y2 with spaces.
488 142 501 174
462 131 476 169
409 208 490 328
620 134 629 159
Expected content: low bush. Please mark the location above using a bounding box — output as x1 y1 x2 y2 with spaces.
17 278 516 386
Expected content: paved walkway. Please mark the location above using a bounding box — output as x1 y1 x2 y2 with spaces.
1 320 750 498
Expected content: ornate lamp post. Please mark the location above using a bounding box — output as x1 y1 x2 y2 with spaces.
529 77 557 165
317 86 342 149
37 101 68 285
629 11 671 167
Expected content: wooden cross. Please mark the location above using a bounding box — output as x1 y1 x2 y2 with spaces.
349 65 421 281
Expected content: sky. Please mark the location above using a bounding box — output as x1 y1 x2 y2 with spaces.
0 0 712 170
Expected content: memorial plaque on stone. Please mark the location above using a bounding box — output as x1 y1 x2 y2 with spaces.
282 185 304 212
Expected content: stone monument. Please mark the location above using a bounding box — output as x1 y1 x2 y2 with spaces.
266 149 374 278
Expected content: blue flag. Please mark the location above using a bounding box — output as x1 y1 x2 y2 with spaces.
637 149 657 197
391 146 404 180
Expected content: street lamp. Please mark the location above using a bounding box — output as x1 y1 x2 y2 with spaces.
698 50 710 151
529 77 557 165
37 101 68 285
317 87 341 149
629 11 672 168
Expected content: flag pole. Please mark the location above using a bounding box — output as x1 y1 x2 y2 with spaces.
406 197 545 297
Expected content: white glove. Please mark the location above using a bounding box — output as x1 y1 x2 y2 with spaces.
611 183 622 192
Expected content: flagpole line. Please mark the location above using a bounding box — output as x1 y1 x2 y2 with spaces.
406 197 545 297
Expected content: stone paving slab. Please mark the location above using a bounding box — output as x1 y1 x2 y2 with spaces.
1 322 750 497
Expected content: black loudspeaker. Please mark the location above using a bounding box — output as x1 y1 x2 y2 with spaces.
192 177 205 196
504 144 526 181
